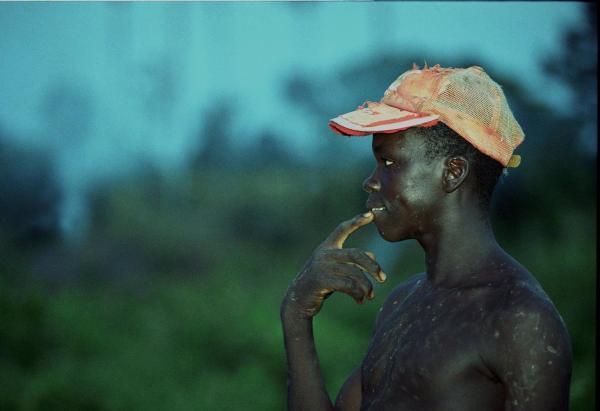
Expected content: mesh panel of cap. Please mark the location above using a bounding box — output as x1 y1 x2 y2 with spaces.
383 65 524 166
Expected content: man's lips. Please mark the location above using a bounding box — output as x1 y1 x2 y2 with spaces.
366 200 386 212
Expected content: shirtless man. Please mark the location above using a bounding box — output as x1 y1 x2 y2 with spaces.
280 64 572 410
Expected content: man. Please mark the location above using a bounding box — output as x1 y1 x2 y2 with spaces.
280 64 572 410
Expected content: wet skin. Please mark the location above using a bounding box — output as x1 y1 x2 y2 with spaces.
281 129 572 411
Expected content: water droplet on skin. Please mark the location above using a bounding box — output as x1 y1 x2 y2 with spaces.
494 331 500 338
546 345 558 354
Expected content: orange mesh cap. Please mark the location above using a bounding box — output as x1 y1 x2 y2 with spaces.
329 64 524 168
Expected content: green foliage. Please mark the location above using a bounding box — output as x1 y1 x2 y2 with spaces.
0 161 595 410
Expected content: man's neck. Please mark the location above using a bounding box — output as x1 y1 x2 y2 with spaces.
417 202 500 288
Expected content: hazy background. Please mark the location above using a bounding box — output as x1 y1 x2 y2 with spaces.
0 2 596 410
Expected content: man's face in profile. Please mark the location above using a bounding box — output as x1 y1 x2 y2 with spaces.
364 129 444 242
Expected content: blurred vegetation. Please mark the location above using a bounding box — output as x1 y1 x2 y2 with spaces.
0 5 596 410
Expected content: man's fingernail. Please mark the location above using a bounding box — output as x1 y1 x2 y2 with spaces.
379 271 387 282
363 211 372 218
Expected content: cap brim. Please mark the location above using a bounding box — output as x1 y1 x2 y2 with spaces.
329 102 439 136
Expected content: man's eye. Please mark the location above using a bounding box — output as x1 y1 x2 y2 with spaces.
384 159 395 167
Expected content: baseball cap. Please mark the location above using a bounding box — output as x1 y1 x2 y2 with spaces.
329 64 524 168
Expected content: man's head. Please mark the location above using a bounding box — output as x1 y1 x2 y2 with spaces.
363 123 502 242
330 63 523 241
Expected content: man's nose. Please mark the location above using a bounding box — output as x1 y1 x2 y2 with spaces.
362 171 381 193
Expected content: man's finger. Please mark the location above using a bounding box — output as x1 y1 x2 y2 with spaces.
328 265 373 304
329 248 387 283
331 277 367 304
324 212 374 249
363 251 386 281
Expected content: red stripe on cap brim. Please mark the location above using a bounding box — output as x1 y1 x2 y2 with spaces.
329 113 440 136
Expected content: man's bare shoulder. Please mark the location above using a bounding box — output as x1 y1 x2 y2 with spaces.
478 265 573 407
466 251 564 323
476 254 572 375
479 251 562 317
485 271 571 347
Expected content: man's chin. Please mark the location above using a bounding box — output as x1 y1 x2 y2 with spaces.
375 225 406 242
373 213 411 241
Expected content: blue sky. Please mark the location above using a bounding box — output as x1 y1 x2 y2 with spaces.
0 2 585 237
0 2 581 150
0 2 583 166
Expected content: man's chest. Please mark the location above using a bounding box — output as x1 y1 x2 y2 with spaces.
360 288 495 405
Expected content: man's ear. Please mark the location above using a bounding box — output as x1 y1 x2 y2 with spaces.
442 156 469 193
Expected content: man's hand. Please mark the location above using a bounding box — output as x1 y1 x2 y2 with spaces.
282 211 387 319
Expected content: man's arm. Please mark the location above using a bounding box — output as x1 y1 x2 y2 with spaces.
281 212 386 411
281 302 333 410
483 291 572 410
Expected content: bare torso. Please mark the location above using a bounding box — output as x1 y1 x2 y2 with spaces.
362 272 506 411
336 252 570 411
